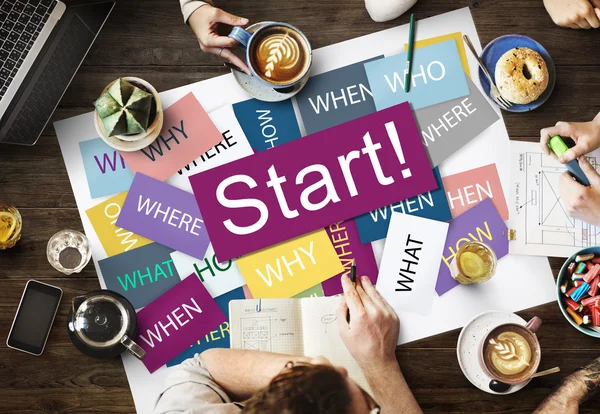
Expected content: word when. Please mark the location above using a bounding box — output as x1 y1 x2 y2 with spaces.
256 241 316 287
421 98 476 146
396 235 423 291
256 110 279 149
137 196 203 236
368 192 434 221
447 181 493 210
140 120 187 162
139 297 202 347
384 61 445 93
95 151 126 174
193 254 233 282
104 201 142 251
117 260 175 291
441 222 492 268
218 122 409 235
308 84 373 114
177 130 237 175
328 222 353 275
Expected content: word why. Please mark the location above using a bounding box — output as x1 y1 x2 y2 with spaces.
256 241 316 287
178 130 237 175
396 235 423 291
447 181 493 210
137 196 203 236
139 297 202 347
140 120 187 162
369 192 434 222
328 222 353 274
441 222 492 268
193 254 233 282
104 201 142 252
95 151 127 174
385 61 445 93
117 260 175 291
421 98 476 146
309 83 373 114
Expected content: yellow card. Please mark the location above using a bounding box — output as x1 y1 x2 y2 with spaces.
405 32 471 78
236 229 343 299
86 192 152 256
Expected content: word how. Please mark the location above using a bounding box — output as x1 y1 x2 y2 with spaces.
421 97 476 146
396 235 423 291
193 254 233 282
137 195 203 236
104 201 143 252
256 241 316 287
256 110 279 149
441 222 492 268
369 192 434 221
178 130 237 175
117 260 176 291
309 84 373 114
139 297 202 347
140 120 187 162
95 150 126 174
447 181 493 210
384 62 445 93
328 222 353 275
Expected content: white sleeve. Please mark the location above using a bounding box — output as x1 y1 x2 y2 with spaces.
180 0 213 24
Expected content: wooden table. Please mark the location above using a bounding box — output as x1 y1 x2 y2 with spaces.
1 0 599 412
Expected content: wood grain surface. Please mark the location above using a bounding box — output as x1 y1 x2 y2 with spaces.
1 0 599 412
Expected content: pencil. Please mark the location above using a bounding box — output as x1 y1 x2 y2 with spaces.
404 13 415 93
347 259 356 323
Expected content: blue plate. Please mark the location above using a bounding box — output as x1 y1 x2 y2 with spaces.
479 34 555 112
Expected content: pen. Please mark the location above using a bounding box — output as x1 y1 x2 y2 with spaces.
404 13 415 93
347 258 356 323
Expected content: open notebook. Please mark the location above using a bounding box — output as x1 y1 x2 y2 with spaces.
229 296 372 394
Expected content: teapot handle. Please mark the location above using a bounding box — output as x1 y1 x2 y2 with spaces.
71 295 86 315
121 335 146 360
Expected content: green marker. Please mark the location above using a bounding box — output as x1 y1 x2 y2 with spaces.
404 14 415 93
548 135 590 186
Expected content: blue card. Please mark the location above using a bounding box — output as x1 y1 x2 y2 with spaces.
166 286 246 367
233 99 302 152
79 138 135 199
354 168 452 243
364 40 469 111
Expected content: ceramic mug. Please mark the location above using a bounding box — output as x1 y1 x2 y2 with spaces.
479 317 542 385
228 22 312 90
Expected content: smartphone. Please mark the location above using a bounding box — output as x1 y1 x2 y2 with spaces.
7 280 63 356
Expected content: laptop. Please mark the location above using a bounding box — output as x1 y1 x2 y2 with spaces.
0 0 115 146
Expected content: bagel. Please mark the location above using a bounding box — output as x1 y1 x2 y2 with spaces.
495 47 549 104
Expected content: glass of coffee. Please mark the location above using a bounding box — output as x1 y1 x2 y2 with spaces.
229 22 312 89
480 317 542 384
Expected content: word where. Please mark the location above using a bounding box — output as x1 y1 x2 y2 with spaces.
328 222 353 274
447 181 493 210
256 241 316 287
140 120 187 162
177 129 237 175
308 83 373 115
421 98 476 146
137 195 203 236
441 222 492 268
117 259 176 291
396 235 423 291
139 297 202 348
384 61 445 93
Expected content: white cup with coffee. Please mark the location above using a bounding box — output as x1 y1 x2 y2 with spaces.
229 22 312 91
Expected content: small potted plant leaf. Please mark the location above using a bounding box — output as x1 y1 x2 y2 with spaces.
93 77 163 152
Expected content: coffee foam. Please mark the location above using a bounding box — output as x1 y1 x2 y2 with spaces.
250 26 310 85
483 325 539 381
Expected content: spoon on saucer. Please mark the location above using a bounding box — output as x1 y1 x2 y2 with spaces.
489 367 561 393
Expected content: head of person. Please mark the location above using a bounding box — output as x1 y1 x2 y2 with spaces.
242 356 379 414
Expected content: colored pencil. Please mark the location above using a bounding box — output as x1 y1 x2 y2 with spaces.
404 13 416 93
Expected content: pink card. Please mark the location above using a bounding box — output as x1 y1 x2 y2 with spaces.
442 164 508 220
120 93 223 181
134 274 226 373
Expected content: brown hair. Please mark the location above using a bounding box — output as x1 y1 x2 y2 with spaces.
242 364 351 414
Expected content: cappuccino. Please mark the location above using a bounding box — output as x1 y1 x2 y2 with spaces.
483 325 539 382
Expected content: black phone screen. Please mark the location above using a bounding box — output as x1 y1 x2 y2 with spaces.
7 281 62 355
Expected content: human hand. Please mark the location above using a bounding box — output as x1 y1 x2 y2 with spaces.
560 156 600 226
188 5 251 75
337 274 400 374
543 0 600 29
540 114 600 163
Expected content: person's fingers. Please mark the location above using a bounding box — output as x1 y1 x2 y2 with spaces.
340 274 364 314
540 122 573 157
203 35 239 49
560 139 592 164
205 47 252 75
336 296 350 331
355 279 376 311
592 0 600 9
577 17 592 29
213 8 248 26
578 156 600 187
596 8 600 21
586 12 600 28
359 276 386 308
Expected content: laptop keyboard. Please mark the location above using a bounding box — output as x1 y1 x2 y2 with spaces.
0 0 57 99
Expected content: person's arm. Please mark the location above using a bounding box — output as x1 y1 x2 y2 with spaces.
543 0 600 29
540 112 600 164
336 275 423 414
199 348 312 401
534 357 600 413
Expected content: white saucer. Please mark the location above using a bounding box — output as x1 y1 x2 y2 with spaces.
457 310 531 395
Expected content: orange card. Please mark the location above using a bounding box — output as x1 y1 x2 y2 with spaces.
120 93 223 181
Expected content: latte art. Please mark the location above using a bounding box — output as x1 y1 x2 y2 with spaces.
487 331 532 376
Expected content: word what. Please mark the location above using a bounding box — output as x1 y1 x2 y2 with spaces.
139 297 202 347
137 195 203 236
308 83 373 114
256 241 316 287
441 222 493 268
117 260 176 291
447 181 493 210
177 130 238 175
140 120 187 162
421 98 477 146
396 235 423 291
384 61 445 93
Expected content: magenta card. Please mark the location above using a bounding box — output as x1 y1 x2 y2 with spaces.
135 274 226 373
322 220 379 296
190 102 437 262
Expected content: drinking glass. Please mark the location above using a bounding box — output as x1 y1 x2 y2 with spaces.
450 240 497 284
47 230 92 275
0 203 22 250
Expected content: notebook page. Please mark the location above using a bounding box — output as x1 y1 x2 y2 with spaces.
299 297 372 394
229 299 304 356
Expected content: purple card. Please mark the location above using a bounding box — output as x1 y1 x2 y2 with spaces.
322 220 379 296
435 198 508 296
190 102 437 262
117 173 210 260
135 274 226 373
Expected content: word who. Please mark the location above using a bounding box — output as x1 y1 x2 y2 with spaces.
141 120 187 162
385 61 445 93
95 151 127 174
104 202 142 251
396 234 423 291
256 241 316 287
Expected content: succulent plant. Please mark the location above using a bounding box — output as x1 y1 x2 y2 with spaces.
94 78 154 136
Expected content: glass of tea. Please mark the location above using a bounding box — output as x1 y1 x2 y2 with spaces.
47 229 92 275
450 240 497 284
0 203 22 250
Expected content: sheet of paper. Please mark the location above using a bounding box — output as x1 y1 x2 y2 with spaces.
191 102 437 261
79 137 134 198
442 163 508 220
354 167 451 244
435 198 509 296
509 140 600 257
295 57 382 135
120 93 223 181
98 243 180 309
117 173 210 260
86 192 152 256
377 214 449 315
404 32 471 78
364 40 469 111
135 274 226 373
236 229 343 298
233 98 302 152
321 220 378 296
166 104 254 193
170 244 246 298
